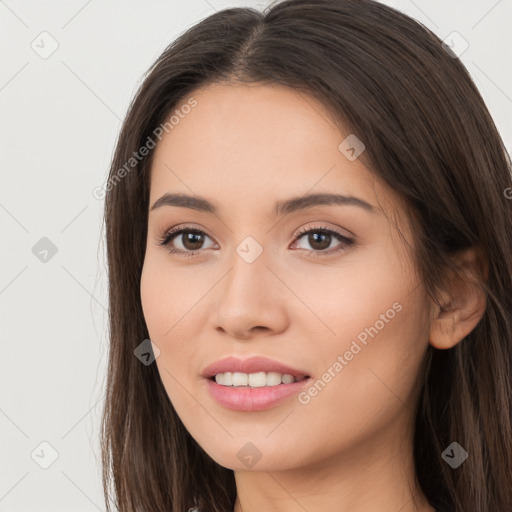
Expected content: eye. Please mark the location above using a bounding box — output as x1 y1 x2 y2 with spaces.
291 225 354 256
157 225 216 257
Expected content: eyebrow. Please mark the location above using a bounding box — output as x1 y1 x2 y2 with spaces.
150 192 376 216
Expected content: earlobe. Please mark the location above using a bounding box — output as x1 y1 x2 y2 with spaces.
429 308 463 350
429 247 488 350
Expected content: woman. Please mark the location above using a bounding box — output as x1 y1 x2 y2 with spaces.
100 1 512 511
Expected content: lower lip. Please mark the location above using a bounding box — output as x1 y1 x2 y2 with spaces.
204 377 311 412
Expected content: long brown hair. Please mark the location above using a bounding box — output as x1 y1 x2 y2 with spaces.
100 1 512 511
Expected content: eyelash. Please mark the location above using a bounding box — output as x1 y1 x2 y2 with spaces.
157 224 355 258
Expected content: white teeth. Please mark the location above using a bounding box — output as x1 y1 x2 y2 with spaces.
213 371 304 387
281 374 295 384
266 372 283 386
232 372 248 386
248 372 267 387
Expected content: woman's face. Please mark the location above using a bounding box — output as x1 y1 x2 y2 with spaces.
140 83 432 471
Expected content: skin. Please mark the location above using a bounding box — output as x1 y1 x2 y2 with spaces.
140 83 487 512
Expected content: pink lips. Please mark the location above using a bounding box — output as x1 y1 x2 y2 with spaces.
201 356 311 412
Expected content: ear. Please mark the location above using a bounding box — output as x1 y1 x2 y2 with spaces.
429 246 488 350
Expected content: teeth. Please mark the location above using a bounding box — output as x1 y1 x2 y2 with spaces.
213 371 304 387
248 372 266 387
281 374 295 384
266 372 282 386
232 372 248 386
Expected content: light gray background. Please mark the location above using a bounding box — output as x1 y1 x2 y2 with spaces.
1 1 511 510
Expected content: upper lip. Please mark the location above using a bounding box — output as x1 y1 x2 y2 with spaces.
201 356 310 379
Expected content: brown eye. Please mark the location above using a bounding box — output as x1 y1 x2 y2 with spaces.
158 227 216 256
305 232 332 251
179 231 206 251
292 226 354 255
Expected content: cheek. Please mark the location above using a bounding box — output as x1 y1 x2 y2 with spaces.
140 251 205 340
140 258 167 339
140 261 196 421
140 255 188 383
285 245 413 351
140 253 207 390
290 249 428 413
290 290 428 462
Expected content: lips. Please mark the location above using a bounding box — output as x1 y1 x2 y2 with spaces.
200 355 310 380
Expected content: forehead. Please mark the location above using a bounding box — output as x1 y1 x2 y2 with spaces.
172 83 344 154
148 83 402 222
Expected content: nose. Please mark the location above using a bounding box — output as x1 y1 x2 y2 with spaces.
214 244 289 340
